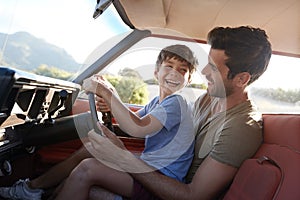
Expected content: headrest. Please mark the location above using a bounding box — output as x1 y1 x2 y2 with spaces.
263 114 300 151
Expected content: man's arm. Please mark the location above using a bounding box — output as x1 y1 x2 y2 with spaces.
131 156 237 200
89 125 237 200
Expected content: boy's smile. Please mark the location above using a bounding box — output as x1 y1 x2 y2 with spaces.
165 79 181 87
155 57 190 100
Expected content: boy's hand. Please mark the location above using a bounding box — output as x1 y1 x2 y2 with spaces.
82 75 118 112
95 95 110 112
82 75 98 94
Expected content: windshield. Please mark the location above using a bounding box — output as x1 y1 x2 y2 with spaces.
0 0 130 80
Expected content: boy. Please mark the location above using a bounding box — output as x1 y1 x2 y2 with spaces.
53 44 198 199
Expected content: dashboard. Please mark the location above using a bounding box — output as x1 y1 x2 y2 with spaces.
0 66 81 158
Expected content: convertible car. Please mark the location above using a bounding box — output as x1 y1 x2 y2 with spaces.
0 0 299 199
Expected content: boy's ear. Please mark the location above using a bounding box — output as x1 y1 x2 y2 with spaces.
185 77 192 87
154 69 158 79
188 75 193 84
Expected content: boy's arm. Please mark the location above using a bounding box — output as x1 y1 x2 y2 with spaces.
104 89 163 137
83 75 163 137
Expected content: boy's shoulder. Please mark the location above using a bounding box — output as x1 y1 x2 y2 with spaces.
162 94 190 108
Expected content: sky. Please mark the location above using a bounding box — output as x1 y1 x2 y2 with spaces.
0 0 299 89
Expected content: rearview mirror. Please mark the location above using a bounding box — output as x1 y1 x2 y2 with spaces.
93 0 113 19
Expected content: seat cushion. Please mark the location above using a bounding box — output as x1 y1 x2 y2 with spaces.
263 114 300 151
223 157 282 200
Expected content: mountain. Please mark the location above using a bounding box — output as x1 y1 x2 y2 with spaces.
0 32 80 72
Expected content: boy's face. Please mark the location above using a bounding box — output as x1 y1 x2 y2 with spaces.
155 57 190 97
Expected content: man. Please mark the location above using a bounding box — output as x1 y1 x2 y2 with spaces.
87 26 272 199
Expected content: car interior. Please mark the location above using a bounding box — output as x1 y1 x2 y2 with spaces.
0 0 299 199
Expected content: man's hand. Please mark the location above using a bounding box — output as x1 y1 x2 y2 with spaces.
87 124 154 173
101 123 125 149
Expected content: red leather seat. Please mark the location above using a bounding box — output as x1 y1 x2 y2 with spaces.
224 114 300 200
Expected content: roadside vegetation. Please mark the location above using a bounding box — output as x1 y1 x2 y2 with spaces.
33 65 74 80
28 65 300 106
251 87 300 104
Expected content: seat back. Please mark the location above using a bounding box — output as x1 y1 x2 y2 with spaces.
224 114 300 200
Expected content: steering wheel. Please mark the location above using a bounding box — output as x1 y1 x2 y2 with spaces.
88 93 103 135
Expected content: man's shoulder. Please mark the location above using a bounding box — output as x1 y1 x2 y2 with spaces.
194 93 219 115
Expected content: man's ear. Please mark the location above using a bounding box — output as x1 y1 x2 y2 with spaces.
235 72 251 87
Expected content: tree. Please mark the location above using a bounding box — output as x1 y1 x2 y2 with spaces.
104 74 149 105
118 68 142 79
